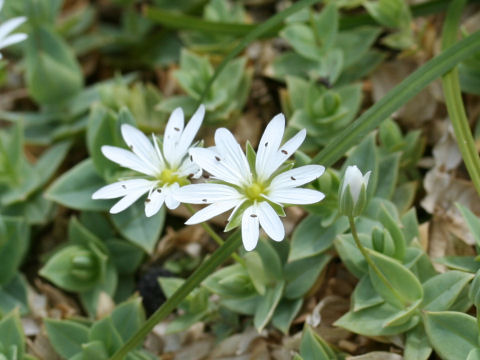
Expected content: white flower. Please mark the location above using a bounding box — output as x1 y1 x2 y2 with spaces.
176 114 325 251
92 105 205 216
339 165 371 217
0 0 27 58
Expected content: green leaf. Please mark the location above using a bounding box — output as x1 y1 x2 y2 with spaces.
111 298 145 343
404 325 432 360
45 319 89 359
468 348 480 360
105 239 144 275
435 256 480 273
335 302 419 336
378 205 406 260
0 310 25 359
0 274 29 315
25 26 83 104
253 281 285 332
271 298 303 334
46 159 111 211
424 311 479 360
40 245 102 292
81 341 108 360
110 201 166 254
375 153 400 200
244 251 268 295
422 271 473 311
89 317 123 355
334 233 370 278
289 216 348 262
0 217 29 285
352 275 384 312
457 203 480 248
284 253 331 299
312 3 338 51
299 325 334 360
281 23 320 62
366 249 423 309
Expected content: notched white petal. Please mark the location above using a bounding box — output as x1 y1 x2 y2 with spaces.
92 179 153 199
269 188 325 205
101 146 156 176
256 113 285 180
214 128 252 183
175 104 205 158
257 202 284 242
270 164 325 190
121 124 161 169
189 147 242 185
175 184 241 204
242 206 260 251
109 188 151 214
185 201 238 225
163 107 185 166
145 189 165 217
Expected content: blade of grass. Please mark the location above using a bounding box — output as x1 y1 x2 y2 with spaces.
441 0 480 195
312 30 480 168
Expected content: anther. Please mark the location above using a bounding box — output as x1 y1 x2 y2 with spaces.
281 150 288 155
291 176 296 180
121 185 127 189
174 127 180 131
215 156 221 161
202 199 207 202
145 198 151 203
250 214 257 218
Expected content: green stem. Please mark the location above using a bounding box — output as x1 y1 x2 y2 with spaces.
441 0 480 196
348 216 407 306
110 231 242 360
184 204 246 266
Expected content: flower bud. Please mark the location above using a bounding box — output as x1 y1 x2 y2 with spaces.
339 165 371 217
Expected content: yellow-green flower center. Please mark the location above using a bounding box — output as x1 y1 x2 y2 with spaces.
158 168 189 186
245 182 267 201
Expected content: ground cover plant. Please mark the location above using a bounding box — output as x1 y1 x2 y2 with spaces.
1 0 480 359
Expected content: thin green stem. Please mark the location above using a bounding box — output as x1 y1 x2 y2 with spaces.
184 204 246 266
110 231 242 360
348 216 407 306
441 0 480 196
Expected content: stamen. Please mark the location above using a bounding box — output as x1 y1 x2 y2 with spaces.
250 214 257 218
129 145 134 150
215 156 221 161
145 198 151 203
190 155 193 161
281 150 288 155
156 188 162 193
121 184 127 189
174 127 180 131
291 176 296 180
202 199 207 202
265 142 268 147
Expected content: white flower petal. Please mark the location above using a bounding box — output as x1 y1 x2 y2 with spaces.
262 129 306 180
177 156 202 179
175 184 242 204
109 187 151 214
256 114 285 180
242 205 260 251
269 188 325 205
0 16 26 42
269 165 325 190
214 128 252 184
102 146 156 176
92 179 154 199
342 165 366 202
175 105 205 161
121 124 163 170
185 200 239 225
163 108 184 166
257 202 284 242
145 189 165 217
164 183 181 209
0 32 26 49
189 147 243 185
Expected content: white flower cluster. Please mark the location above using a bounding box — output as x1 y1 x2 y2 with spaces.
93 106 325 251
